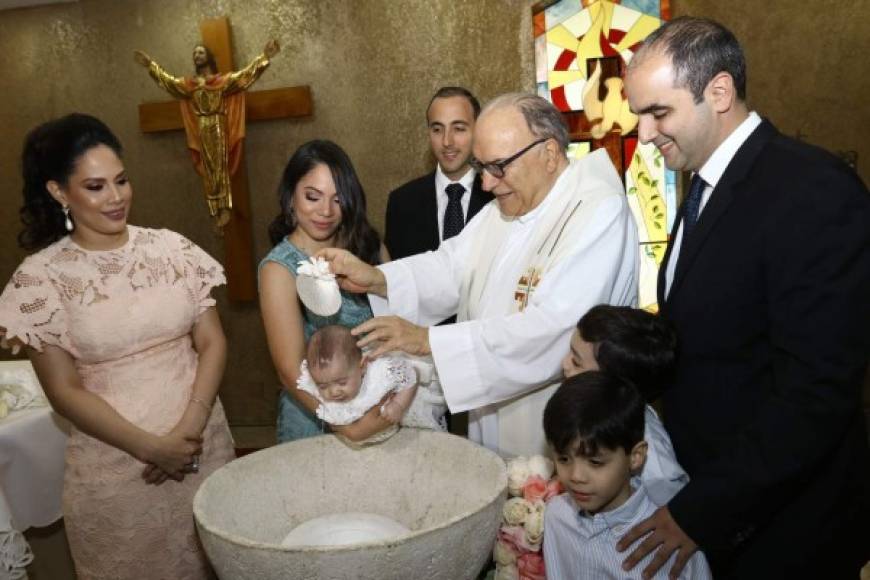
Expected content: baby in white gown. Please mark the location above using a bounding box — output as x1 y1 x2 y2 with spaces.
296 325 446 432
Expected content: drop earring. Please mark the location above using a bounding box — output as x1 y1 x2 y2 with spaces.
63 206 74 232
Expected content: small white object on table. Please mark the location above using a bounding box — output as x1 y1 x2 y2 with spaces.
0 360 69 579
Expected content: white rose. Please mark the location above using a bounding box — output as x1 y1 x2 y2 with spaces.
502 497 531 526
524 502 545 545
527 455 554 480
493 539 517 566
506 456 530 496
494 563 519 580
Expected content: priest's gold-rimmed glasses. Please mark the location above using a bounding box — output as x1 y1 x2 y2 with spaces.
469 138 548 178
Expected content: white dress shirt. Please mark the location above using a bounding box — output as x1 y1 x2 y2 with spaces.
434 165 476 242
665 112 762 296
641 405 690 506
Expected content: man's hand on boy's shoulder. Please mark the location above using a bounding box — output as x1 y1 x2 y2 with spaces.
617 505 698 579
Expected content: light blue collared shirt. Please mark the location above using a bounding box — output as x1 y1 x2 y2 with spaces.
543 484 713 579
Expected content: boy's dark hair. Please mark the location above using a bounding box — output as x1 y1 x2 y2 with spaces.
577 305 677 402
544 371 644 457
307 325 361 373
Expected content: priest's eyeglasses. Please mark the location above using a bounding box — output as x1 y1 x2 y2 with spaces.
469 138 548 179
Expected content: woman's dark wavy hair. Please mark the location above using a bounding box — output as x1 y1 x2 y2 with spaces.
268 140 381 265
18 113 123 250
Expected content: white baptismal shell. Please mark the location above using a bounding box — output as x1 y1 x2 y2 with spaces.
502 497 531 526
527 455 554 480
296 262 341 316
506 456 530 497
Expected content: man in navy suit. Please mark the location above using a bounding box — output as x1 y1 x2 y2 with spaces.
619 17 870 579
384 86 493 261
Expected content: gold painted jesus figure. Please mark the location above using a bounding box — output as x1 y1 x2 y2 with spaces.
135 40 280 228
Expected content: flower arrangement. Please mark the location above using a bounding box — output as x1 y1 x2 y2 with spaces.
492 455 563 580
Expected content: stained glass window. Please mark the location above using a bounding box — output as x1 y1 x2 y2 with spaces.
533 0 676 312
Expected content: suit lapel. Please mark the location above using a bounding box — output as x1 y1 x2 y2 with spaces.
666 120 778 304
657 200 688 309
468 174 490 219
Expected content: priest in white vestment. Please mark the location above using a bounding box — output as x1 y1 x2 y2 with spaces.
321 93 638 456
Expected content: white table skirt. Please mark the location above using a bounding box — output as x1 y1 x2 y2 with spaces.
0 407 68 530
0 361 68 579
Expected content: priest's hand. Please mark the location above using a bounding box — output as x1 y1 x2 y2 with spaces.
616 505 698 580
353 316 431 359
316 248 387 297
133 50 152 67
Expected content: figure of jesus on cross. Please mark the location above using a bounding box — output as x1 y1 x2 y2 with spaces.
134 39 280 228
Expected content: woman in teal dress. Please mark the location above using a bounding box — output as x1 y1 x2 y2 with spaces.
259 140 391 443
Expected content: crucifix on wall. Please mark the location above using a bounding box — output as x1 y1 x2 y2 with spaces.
135 16 312 301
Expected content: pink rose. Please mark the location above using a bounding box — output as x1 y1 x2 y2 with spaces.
517 552 546 580
522 475 548 503
543 478 563 502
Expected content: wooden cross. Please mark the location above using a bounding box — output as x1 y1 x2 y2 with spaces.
137 16 312 301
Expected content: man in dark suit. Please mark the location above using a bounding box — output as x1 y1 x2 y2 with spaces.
384 86 492 261
619 17 870 579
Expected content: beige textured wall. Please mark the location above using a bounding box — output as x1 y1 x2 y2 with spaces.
0 0 534 425
672 0 870 182
1 0 867 426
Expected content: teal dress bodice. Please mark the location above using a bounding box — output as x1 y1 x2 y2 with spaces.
259 239 374 442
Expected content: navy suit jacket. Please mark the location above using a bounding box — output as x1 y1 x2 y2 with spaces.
384 172 491 260
657 120 870 578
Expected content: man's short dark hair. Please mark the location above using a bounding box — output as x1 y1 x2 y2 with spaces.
426 86 481 121
544 371 645 456
635 16 746 103
577 305 677 402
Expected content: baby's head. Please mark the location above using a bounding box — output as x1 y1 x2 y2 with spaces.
544 371 647 515
562 305 677 401
306 325 364 402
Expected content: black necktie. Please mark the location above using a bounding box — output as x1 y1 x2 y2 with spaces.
682 173 707 238
442 183 466 241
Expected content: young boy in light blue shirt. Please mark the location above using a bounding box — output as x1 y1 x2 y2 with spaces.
542 372 712 579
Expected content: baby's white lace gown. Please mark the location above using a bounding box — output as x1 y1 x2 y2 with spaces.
297 355 447 432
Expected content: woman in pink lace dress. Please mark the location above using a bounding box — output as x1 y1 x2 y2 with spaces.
0 114 235 579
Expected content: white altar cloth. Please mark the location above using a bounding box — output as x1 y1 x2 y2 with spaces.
0 361 68 579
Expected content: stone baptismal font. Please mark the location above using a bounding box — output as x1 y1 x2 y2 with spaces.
193 429 508 579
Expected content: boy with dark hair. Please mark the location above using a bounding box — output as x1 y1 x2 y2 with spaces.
562 305 687 505
568 304 677 401
543 372 712 579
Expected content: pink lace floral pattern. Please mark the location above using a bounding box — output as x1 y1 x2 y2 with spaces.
0 227 234 580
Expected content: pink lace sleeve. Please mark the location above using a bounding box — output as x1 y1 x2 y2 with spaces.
0 257 72 353
162 230 226 315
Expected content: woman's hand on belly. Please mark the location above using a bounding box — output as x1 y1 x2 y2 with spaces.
141 430 202 481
